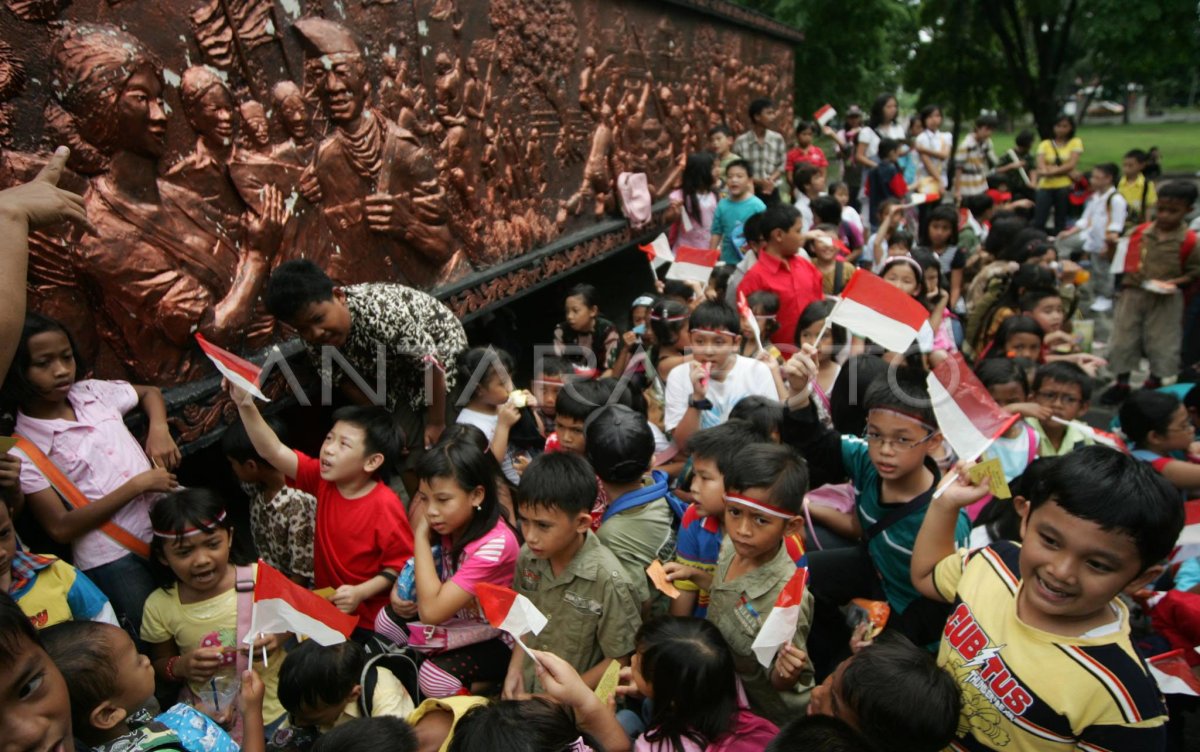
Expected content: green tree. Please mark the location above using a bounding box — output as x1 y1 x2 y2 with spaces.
730 0 917 118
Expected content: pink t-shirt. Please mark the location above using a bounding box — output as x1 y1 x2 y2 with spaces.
440 517 519 623
13 379 156 570
669 188 718 250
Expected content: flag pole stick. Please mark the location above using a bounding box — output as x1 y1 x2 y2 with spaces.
515 635 543 668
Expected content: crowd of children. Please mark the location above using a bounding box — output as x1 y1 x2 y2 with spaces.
3 97 1200 752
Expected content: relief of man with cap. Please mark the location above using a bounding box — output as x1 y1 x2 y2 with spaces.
294 18 459 287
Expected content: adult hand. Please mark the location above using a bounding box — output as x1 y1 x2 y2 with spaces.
0 147 91 233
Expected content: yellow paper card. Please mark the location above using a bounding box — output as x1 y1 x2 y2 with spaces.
0 437 18 453
968 458 1012 499
646 559 680 599
594 660 621 704
312 587 336 600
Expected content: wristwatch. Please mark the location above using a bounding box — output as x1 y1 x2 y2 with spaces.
689 397 714 411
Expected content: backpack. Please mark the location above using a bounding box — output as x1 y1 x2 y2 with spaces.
359 640 422 716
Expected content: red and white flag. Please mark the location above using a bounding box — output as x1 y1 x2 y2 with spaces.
196 333 269 402
639 233 674 270
827 269 930 354
927 352 1020 462
666 245 721 285
907 191 942 206
814 104 837 127
751 567 809 668
1049 417 1126 452
477 582 548 638
737 290 764 352
1149 650 1200 696
245 562 357 646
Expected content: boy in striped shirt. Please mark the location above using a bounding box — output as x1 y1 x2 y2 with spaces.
912 447 1178 750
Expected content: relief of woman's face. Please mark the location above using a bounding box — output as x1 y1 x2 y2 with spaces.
114 66 168 159
189 84 236 144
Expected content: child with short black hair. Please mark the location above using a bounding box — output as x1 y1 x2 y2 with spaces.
666 420 778 618
529 355 574 438
0 590 75 752
1028 360 1093 457
736 203 825 345
276 639 413 736
866 139 908 230
791 163 823 232
222 417 316 586
311 717 416 752
1103 181 1200 403
739 291 781 358
807 633 962 752
1019 287 1066 346
506 451 640 696
968 358 1040 525
766 715 873 752
793 300 845 426
954 114 999 200
706 442 813 725
585 405 676 607
663 302 777 448
263 259 467 470
43 620 243 752
729 396 786 443
229 382 414 633
1120 390 1200 493
782 354 969 676
709 124 742 178
710 160 768 265
553 283 621 376
913 446 1180 750
1119 148 1157 226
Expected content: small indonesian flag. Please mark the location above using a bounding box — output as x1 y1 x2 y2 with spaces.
477 582 548 638
737 290 764 352
639 233 674 270
196 333 269 402
666 245 721 285
827 269 930 353
751 567 809 668
1049 417 1126 451
1109 237 1130 274
814 104 837 127
245 561 356 646
927 352 1019 462
907 191 942 206
1149 650 1200 696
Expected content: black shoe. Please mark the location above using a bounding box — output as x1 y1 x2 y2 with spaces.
1099 383 1131 406
1142 377 1163 390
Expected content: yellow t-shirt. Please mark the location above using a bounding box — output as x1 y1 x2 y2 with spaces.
141 565 286 723
322 665 415 732
1118 174 1157 221
408 696 489 752
1036 138 1084 190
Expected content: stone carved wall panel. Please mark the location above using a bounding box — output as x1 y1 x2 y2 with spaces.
0 0 796 413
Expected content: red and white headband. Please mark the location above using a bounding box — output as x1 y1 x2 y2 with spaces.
724 493 795 520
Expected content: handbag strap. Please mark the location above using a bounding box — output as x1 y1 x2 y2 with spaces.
234 564 255 674
863 485 936 544
12 435 151 559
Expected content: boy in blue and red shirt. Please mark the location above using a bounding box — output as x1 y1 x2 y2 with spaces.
866 138 909 230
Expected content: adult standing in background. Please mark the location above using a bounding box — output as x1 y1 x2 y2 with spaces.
734 98 788 206
1032 114 1084 234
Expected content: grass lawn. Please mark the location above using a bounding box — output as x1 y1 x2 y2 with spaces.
990 121 1200 174
816 121 1200 175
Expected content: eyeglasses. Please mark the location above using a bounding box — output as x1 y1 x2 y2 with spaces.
1035 391 1080 406
862 429 935 451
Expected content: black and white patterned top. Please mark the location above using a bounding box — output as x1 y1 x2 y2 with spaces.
306 283 468 414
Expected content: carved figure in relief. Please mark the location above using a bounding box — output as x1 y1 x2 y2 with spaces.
292 18 456 287
50 23 284 385
270 81 315 165
433 51 466 129
238 100 272 152
165 66 245 222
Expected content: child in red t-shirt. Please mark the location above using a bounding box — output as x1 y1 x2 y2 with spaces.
786 121 829 177
227 381 414 634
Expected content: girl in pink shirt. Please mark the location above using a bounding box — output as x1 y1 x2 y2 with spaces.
666 153 719 250
376 435 518 697
2 313 180 642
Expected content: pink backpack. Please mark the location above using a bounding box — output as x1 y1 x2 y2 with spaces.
618 172 653 228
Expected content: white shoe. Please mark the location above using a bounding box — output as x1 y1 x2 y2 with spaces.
1090 296 1113 312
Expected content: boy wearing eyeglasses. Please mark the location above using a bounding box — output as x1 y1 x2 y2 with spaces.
1026 362 1093 457
780 346 970 679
